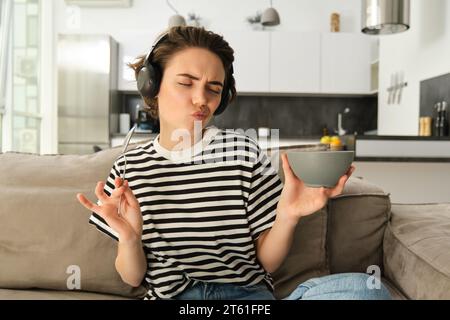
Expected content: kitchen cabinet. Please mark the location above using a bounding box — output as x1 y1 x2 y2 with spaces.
321 33 372 94
221 30 270 93
117 30 375 95
118 29 271 93
270 32 320 93
222 31 372 95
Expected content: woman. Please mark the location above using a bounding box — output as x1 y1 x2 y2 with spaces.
77 26 390 300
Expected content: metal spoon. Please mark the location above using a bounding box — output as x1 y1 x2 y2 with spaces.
118 124 137 216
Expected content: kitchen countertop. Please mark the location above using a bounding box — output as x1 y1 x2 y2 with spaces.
112 132 158 138
354 135 450 162
111 132 450 162
112 132 322 140
259 138 321 149
111 133 323 148
355 135 450 141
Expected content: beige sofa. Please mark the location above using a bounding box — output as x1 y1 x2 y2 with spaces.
1 144 449 300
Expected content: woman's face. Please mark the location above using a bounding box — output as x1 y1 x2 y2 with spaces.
157 47 226 133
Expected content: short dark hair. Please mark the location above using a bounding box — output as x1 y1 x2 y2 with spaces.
128 26 237 119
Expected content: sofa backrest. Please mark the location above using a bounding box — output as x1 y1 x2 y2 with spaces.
0 148 147 298
0 141 391 300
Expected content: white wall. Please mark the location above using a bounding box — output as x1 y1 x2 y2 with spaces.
53 0 364 66
41 1 58 155
358 0 450 204
378 0 450 135
55 0 363 36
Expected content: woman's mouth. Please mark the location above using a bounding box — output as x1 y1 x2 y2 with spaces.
192 113 208 121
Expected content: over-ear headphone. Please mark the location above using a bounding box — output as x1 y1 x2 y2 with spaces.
136 30 234 116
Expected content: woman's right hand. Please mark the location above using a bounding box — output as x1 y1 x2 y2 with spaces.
77 177 143 244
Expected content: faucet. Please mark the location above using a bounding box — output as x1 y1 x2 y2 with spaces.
336 108 350 136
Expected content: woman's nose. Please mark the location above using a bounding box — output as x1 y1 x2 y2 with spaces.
192 88 208 107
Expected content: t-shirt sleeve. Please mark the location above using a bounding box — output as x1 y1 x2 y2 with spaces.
246 143 283 241
88 160 123 242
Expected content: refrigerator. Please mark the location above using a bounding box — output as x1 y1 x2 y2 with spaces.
57 34 120 154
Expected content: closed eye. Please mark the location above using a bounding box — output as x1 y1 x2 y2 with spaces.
209 88 221 95
178 83 221 95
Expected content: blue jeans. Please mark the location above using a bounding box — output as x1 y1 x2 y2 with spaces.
282 273 392 300
172 273 392 300
172 281 275 300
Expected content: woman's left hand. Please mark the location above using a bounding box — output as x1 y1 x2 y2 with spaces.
277 153 356 224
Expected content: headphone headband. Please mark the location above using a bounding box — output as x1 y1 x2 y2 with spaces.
137 29 234 116
142 31 170 68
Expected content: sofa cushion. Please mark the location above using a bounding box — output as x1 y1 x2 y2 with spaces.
326 177 391 274
383 203 450 299
271 208 330 300
0 150 147 298
0 288 132 300
381 277 407 300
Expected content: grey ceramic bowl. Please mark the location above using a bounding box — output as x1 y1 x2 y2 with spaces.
286 151 355 188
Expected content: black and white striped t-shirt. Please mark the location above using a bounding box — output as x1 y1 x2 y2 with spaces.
89 126 283 300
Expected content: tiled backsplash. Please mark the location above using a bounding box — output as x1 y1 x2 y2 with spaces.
211 95 378 138
122 93 378 138
420 72 450 117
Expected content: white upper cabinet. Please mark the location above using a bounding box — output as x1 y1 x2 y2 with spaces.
270 32 320 94
116 31 374 95
219 30 270 93
320 33 372 94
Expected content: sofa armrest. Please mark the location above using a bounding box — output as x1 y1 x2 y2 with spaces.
383 203 450 299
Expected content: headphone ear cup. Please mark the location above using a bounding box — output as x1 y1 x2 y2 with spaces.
137 64 161 99
137 66 151 97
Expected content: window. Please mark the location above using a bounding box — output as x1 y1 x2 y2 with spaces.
1 0 41 153
0 0 12 152
11 0 41 153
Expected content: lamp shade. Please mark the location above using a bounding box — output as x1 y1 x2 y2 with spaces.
168 14 186 28
362 0 410 35
261 7 280 26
